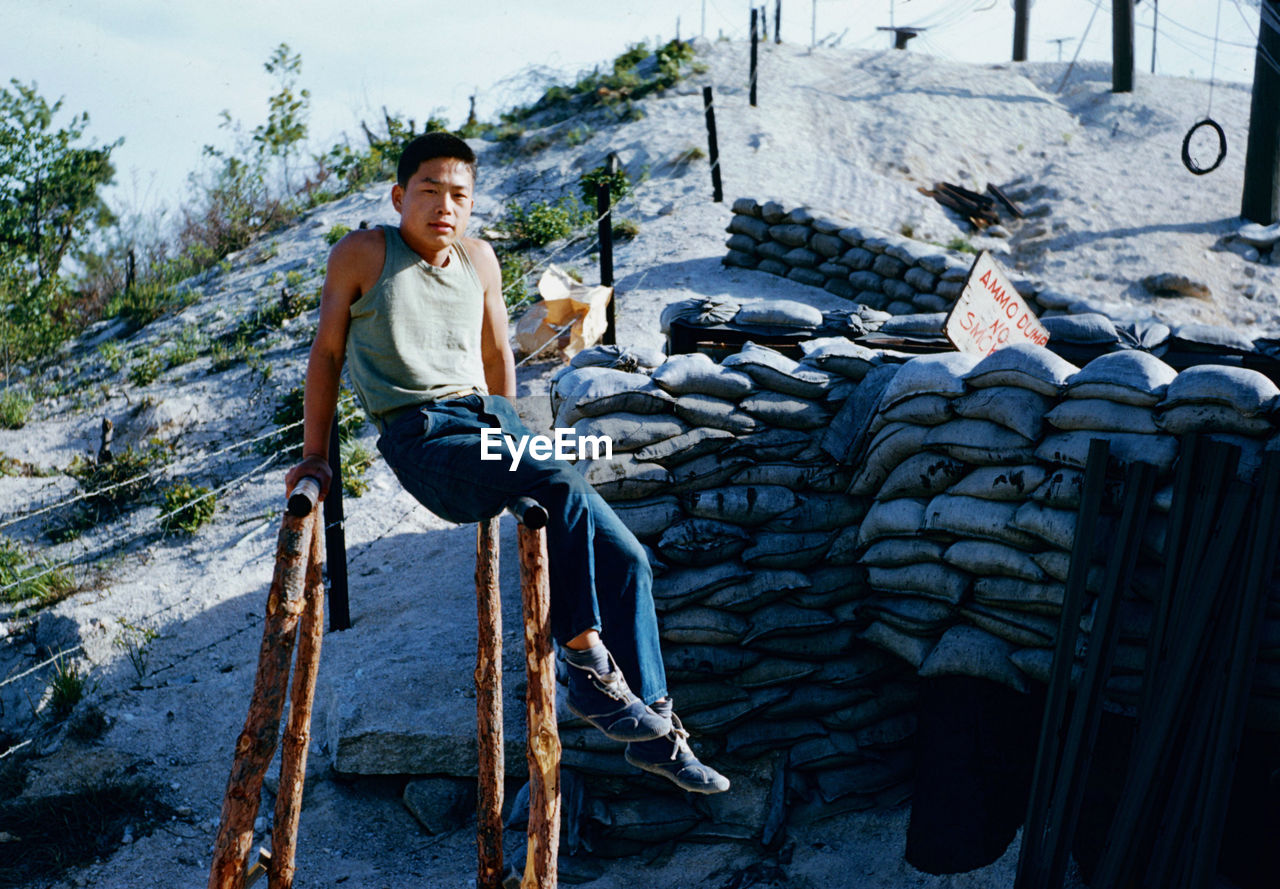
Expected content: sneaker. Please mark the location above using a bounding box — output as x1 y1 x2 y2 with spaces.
564 652 671 742
625 714 731 794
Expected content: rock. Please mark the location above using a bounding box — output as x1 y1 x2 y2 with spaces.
1142 273 1211 300
1237 220 1280 248
402 777 475 834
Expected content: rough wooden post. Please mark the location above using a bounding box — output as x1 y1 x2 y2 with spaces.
518 524 560 889
325 416 351 631
268 513 326 889
750 8 759 107
703 87 723 204
207 510 315 889
475 516 505 889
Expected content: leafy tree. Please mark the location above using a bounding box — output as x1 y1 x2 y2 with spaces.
0 80 118 287
0 80 119 365
253 43 310 194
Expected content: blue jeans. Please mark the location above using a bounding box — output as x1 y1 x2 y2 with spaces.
375 394 668 704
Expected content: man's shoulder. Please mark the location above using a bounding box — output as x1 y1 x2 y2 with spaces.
329 227 386 284
459 235 497 264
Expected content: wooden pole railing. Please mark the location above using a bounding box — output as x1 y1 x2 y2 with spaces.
475 497 560 889
208 479 326 889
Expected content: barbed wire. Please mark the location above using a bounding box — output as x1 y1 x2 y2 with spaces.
0 450 283 601
0 644 84 690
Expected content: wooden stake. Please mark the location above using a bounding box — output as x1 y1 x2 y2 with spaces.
703 87 723 203
518 524 560 889
475 517 505 889
325 415 351 632
207 511 314 889
750 8 759 107
269 514 326 889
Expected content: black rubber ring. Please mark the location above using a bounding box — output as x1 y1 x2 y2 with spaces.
1182 118 1227 175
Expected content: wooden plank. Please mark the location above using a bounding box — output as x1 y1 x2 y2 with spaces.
1043 460 1157 889
986 182 1024 219
1241 0 1280 224
1015 439 1108 889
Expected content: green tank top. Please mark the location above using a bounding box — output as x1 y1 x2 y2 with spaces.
346 225 490 424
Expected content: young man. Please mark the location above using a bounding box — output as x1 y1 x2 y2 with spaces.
285 132 727 794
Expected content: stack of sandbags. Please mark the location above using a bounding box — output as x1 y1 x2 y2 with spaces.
722 199 974 312
550 341 917 845
848 351 983 671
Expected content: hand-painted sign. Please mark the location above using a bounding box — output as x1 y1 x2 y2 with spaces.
945 251 1049 355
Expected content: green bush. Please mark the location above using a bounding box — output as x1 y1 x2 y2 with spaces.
324 223 351 246
0 537 76 605
0 389 33 429
579 164 632 209
266 384 364 459
340 439 375 498
164 327 205 369
159 481 216 535
496 247 535 312
47 655 86 719
64 444 167 523
504 197 591 248
128 352 163 386
612 218 641 241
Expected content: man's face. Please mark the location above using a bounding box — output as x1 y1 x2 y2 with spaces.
392 157 475 255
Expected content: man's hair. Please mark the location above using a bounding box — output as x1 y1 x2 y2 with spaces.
396 132 477 187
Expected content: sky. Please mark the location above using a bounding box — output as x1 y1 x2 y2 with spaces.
0 0 1266 219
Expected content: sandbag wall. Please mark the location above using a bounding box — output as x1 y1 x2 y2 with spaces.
548 342 918 854
723 198 980 315
549 339 1280 854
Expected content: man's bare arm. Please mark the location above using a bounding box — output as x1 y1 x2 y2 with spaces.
470 238 516 399
285 229 382 498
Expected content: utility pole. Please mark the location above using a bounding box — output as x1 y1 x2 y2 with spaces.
1113 0 1135 93
1151 0 1159 73
1013 0 1030 62
1242 1 1280 224
701 0 706 39
811 0 817 48
1049 38 1071 63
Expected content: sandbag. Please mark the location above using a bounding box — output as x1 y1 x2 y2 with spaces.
877 452 969 500
723 342 831 398
923 495 1037 547
682 484 798 526
868 563 971 604
923 418 1036 465
879 351 980 409
1066 350 1177 406
634 427 736 467
764 494 868 531
947 464 1047 501
858 497 928 545
1161 365 1280 416
657 518 752 565
658 606 748 645
861 536 946 567
861 621 937 667
1036 431 1178 473
943 540 1046 582
1156 403 1273 437
609 495 683 539
578 454 673 501
1046 399 1160 434
673 393 760 435
963 343 1079 396
700 569 812 613
742 531 835 569
652 562 753 610
918 625 1028 693
951 386 1050 440
652 352 756 400
740 391 830 429
571 412 688 452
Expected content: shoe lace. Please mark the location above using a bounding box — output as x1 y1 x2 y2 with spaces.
667 715 692 762
579 652 634 703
